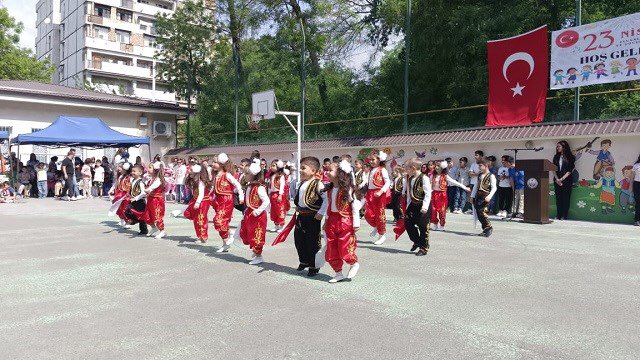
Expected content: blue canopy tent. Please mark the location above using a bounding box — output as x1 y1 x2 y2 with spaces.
0 131 8 141
11 116 149 148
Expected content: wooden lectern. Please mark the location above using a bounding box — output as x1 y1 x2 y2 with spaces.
517 159 558 224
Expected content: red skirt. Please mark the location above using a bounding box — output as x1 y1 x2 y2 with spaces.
240 209 267 255
141 193 165 230
269 192 287 226
184 197 211 241
113 190 130 221
213 193 234 239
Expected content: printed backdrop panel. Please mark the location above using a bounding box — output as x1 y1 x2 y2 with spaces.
551 12 640 89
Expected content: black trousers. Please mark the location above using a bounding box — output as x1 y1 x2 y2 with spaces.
61 176 73 197
554 182 572 219
391 192 403 221
473 197 492 231
294 213 321 268
125 199 148 233
634 181 640 222
497 187 513 213
405 202 430 250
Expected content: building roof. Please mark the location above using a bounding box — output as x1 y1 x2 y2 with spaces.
166 117 640 157
0 80 182 111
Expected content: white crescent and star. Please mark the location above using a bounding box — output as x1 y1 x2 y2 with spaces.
502 52 535 97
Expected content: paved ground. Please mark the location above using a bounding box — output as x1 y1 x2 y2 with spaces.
0 198 638 359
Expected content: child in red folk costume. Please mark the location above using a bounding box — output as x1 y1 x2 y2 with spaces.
430 161 470 231
269 160 288 232
212 153 244 253
365 150 391 245
324 160 362 283
141 161 167 239
239 159 270 265
109 162 132 228
183 163 213 243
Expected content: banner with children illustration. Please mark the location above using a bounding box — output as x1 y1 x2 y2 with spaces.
550 12 640 89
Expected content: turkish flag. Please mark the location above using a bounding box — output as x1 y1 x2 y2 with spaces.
486 25 549 127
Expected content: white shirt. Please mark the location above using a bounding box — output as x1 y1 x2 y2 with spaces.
147 177 162 192
368 167 391 192
469 162 481 185
175 164 187 185
432 174 468 192
328 188 361 228
245 184 270 215
403 174 432 212
633 163 640 182
497 166 511 188
296 179 328 217
195 181 205 205
93 167 105 182
471 172 497 200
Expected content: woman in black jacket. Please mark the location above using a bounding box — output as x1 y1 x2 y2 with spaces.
552 140 576 220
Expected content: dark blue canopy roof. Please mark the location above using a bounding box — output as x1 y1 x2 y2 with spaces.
11 116 149 148
0 131 8 140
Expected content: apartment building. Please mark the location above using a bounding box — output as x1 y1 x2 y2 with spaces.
35 0 179 103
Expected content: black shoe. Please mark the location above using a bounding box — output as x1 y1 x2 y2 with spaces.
415 249 428 256
410 244 418 252
297 264 308 271
477 232 486 236
484 228 493 237
138 231 148 236
307 268 319 277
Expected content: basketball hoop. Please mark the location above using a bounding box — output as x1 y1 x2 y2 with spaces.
246 113 264 130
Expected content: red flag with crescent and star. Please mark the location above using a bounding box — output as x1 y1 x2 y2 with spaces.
486 25 549 127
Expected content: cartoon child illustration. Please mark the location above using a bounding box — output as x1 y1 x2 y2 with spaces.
592 167 620 214
581 65 592 82
566 67 578 84
594 63 608 79
586 139 615 180
610 60 623 77
624 58 638 76
619 165 635 213
553 70 565 85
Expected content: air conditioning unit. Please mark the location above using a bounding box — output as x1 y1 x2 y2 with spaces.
152 121 172 137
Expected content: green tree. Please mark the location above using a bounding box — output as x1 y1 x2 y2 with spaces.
0 8 53 81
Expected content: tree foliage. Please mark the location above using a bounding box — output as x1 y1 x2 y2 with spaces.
159 0 640 147
0 8 54 81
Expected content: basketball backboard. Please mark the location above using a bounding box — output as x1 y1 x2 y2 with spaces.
251 90 276 120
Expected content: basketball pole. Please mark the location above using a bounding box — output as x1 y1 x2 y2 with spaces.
275 110 301 181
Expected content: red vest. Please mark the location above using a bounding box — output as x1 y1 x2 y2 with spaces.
371 167 385 189
215 172 233 195
328 188 352 218
246 185 264 210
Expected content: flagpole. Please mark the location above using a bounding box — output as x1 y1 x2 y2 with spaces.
573 0 582 121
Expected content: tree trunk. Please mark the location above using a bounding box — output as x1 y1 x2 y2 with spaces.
227 0 243 77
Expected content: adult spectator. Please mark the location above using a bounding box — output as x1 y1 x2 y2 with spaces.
466 150 483 214
446 157 457 212
633 153 640 226
552 140 576 220
26 153 39 168
174 158 187 203
74 155 83 198
60 151 76 201
101 157 113 196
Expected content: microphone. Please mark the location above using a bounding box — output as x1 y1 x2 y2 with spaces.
534 147 544 152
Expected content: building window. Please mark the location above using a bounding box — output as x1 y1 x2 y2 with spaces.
61 24 65 38
60 43 65 59
116 9 133 22
47 35 51 50
59 65 65 79
116 30 130 44
94 5 111 18
94 26 109 40
31 128 43 133
0 126 12 136
143 35 154 47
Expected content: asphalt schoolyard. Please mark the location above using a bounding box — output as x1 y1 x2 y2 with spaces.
0 198 638 359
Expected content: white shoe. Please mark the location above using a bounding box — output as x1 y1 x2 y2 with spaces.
119 219 126 226
370 228 378 237
70 197 77 201
430 223 437 231
437 224 445 231
147 226 157 237
154 230 165 239
276 228 283 233
249 256 263 265
347 262 360 279
62 196 70 201
270 227 278 233
124 224 132 229
226 235 234 246
216 244 230 253
374 235 386 245
329 272 345 283
171 209 183 217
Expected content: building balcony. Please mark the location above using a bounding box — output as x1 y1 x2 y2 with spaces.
134 87 176 102
85 36 123 52
93 0 134 10
134 2 174 17
132 44 157 58
87 60 153 79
